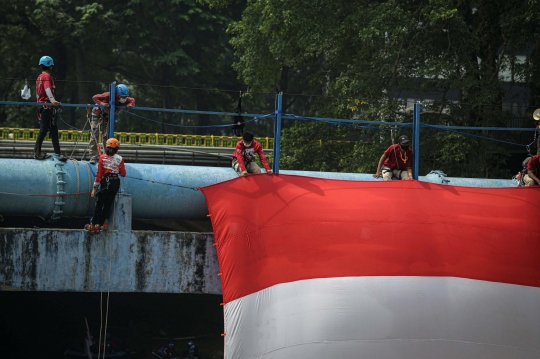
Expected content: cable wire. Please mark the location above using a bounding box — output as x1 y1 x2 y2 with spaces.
124 175 199 191
421 124 536 148
123 110 274 129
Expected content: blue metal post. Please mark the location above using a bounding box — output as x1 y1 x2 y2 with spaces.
109 81 117 139
272 93 283 174
413 101 421 180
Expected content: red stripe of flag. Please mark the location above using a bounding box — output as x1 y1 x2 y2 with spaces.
201 175 540 303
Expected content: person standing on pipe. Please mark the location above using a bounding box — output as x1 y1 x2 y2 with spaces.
34 56 67 161
88 84 135 164
85 138 126 234
373 135 414 181
232 131 273 176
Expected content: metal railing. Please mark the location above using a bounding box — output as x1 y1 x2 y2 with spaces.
0 127 274 149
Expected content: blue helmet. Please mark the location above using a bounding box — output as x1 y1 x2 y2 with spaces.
39 56 54 67
187 340 194 346
116 84 129 97
167 342 175 349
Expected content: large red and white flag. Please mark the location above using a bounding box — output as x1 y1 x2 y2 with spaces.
201 175 540 359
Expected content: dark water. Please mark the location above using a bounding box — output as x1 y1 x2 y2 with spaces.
0 291 224 358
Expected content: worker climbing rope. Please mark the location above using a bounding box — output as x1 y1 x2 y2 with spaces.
85 138 126 234
88 84 136 164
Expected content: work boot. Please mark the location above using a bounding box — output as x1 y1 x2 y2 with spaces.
34 153 51 160
101 222 108 231
89 156 97 164
54 153 68 162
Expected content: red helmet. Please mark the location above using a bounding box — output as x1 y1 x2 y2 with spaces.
106 138 120 149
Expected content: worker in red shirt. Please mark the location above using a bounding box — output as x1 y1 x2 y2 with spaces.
34 56 67 161
232 131 273 176
88 84 135 164
85 138 126 234
522 154 540 186
373 135 413 181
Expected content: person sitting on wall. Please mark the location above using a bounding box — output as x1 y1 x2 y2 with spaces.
88 84 136 164
373 135 414 181
522 153 540 186
232 131 273 176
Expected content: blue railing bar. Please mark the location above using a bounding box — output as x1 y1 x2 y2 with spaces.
0 101 268 118
413 102 421 180
1 101 538 132
126 106 268 118
0 101 105 109
421 124 539 132
273 93 283 174
281 114 408 126
109 82 116 138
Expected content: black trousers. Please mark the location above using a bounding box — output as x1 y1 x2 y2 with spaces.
34 107 61 155
92 177 120 226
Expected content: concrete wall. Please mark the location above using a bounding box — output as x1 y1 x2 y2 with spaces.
0 193 222 294
0 229 221 294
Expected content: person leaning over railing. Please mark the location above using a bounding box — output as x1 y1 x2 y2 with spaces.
373 135 413 181
232 131 273 176
34 56 67 161
88 84 135 164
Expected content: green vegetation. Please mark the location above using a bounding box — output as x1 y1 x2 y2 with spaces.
206 0 540 177
2 0 540 177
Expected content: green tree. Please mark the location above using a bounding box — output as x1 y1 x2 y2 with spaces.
205 0 540 177
0 0 254 137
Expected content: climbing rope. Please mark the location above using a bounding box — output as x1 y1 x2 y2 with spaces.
124 175 199 191
97 201 115 359
99 236 113 359
67 106 92 160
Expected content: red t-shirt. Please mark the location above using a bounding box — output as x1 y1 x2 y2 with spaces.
382 143 413 170
36 72 55 103
94 154 126 186
93 92 136 115
526 155 540 174
232 140 270 172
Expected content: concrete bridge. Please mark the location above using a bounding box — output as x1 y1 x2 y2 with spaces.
0 195 221 294
0 156 517 295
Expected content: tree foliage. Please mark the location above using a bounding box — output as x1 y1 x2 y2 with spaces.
1 0 539 177
0 0 253 135
206 0 540 177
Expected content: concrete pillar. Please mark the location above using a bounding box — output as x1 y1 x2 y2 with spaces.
108 193 132 231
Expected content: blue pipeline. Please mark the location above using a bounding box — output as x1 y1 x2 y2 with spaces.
0 159 516 220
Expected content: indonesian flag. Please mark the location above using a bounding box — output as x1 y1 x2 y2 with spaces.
201 175 540 359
